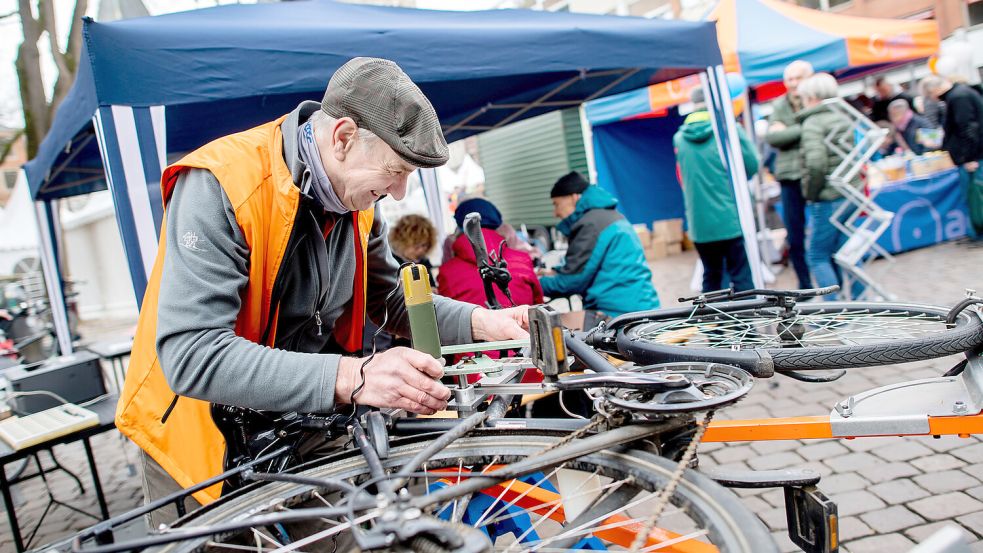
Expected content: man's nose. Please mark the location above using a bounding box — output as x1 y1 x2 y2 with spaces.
390 175 409 200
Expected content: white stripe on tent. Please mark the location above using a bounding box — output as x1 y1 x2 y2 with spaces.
150 105 167 170
701 68 764 289
26 168 73 355
111 105 160 278
419 168 447 252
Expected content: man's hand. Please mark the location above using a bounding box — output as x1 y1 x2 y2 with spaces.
965 161 980 173
769 121 787 133
471 306 530 342
335 347 450 415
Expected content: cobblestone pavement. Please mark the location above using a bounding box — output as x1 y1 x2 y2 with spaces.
1 240 981 551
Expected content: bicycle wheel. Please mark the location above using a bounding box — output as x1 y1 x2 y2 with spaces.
618 301 983 373
148 432 776 552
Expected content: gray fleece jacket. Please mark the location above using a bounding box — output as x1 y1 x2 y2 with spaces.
155 101 475 415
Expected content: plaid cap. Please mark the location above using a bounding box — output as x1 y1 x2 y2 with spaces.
322 57 449 168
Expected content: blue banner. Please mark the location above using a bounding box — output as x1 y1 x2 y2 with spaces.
874 169 969 254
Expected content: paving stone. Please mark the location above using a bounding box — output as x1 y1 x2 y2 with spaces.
966 485 983 503
818 472 870 494
952 443 983 464
837 516 875 542
747 452 805 471
857 461 921 484
830 490 887 517
758 507 788 531
911 453 968 472
908 492 983 521
749 440 801 455
859 505 926 533
963 463 983 481
710 445 757 465
760 488 787 509
844 532 916 553
913 470 980 494
797 440 849 461
913 435 980 453
955 511 983 538
737 495 770 514
768 530 800 553
824 452 882 473
868 479 931 505
870 440 935 462
905 520 978 544
840 437 887 452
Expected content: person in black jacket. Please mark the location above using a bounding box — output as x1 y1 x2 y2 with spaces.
871 77 915 123
921 75 983 240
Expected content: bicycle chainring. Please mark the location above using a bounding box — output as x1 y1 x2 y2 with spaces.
601 362 753 418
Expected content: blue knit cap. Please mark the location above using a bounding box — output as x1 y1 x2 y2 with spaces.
454 198 503 230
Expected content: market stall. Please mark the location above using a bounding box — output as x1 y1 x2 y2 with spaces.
584 0 941 227
22 1 724 353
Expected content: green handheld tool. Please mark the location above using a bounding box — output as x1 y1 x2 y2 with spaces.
401 263 442 359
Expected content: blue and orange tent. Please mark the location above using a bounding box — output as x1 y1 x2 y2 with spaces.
587 0 941 126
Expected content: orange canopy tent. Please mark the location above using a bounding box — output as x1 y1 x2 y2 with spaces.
588 0 941 125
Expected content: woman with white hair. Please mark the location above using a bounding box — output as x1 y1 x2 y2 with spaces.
795 72 864 299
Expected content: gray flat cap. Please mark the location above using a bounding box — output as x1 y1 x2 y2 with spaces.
322 57 449 168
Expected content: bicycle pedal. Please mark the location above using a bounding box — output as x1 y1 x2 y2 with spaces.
786 485 838 553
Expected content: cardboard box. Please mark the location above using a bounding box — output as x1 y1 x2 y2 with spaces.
666 242 683 256
653 219 684 244
646 238 668 260
633 224 651 249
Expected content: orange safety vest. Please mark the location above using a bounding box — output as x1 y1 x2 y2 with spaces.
115 114 374 504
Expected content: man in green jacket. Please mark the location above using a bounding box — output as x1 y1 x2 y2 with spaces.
673 88 760 293
765 60 813 289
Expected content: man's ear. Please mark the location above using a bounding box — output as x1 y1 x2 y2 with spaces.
331 117 359 161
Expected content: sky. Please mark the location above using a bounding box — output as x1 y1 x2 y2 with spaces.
0 0 505 130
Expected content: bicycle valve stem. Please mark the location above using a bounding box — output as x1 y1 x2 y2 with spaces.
401 263 442 359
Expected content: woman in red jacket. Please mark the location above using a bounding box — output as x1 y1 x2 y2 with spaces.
438 198 544 310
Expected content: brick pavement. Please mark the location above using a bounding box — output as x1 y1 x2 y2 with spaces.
1 240 981 551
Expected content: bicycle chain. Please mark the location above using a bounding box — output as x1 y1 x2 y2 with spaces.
628 410 715 553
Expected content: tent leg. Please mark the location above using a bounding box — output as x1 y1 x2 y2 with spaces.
29 186 74 356
701 67 765 289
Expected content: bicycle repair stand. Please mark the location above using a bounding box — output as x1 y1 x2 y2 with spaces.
820 97 895 301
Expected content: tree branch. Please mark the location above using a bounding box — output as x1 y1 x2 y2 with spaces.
0 129 25 165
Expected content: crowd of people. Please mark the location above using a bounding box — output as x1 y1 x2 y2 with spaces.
399 59 983 315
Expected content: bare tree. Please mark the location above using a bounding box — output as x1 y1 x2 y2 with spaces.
15 0 88 159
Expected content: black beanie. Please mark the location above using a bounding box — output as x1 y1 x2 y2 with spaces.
550 171 589 198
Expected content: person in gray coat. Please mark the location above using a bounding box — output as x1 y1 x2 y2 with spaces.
766 60 814 289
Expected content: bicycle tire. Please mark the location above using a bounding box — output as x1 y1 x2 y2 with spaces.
151 431 777 552
618 301 983 373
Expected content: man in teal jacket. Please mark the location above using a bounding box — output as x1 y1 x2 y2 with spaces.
540 172 660 318
673 88 759 292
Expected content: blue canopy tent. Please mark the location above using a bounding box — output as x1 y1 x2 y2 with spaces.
23 0 723 353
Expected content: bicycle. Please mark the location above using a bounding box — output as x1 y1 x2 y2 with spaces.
57 283 983 553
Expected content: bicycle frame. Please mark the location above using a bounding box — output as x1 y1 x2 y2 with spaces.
703 344 983 443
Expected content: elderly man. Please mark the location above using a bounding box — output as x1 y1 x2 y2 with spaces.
765 60 813 289
921 74 983 241
118 58 529 523
886 99 936 156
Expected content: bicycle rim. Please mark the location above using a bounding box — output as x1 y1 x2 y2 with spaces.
619 301 983 372
149 432 776 553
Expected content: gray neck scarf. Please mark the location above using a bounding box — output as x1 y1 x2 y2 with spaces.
298 121 349 213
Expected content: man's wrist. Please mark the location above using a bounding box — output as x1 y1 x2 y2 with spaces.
335 357 357 405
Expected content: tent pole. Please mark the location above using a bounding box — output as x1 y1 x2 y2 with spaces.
28 178 74 355
702 67 765 289
418 168 447 261
579 104 598 184
741 89 774 267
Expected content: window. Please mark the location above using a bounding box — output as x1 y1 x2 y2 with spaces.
970 1 983 27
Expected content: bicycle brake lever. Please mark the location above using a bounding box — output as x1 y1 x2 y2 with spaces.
556 372 691 392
